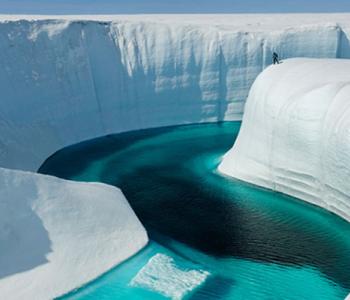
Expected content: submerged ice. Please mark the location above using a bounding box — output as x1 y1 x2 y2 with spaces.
130 253 209 300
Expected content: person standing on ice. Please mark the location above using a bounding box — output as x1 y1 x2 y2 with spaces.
273 52 280 64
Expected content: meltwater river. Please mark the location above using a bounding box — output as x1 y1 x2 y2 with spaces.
39 122 350 300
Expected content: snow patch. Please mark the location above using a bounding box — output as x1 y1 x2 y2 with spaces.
28 20 70 41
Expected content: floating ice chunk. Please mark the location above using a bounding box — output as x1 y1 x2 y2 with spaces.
130 253 210 300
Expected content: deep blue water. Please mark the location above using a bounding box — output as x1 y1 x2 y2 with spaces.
39 122 350 300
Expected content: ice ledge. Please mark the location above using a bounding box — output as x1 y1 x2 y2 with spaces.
1 14 350 30
0 167 148 300
219 58 350 223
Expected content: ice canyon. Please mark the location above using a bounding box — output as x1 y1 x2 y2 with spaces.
1 14 350 299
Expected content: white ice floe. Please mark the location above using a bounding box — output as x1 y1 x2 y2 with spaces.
0 167 148 300
219 58 350 223
130 253 210 300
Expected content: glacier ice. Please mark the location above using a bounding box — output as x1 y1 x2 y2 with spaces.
0 167 148 300
219 58 350 223
0 14 350 299
0 15 350 171
130 253 209 300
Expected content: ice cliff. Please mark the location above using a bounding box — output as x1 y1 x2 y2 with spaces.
0 167 148 300
0 14 350 171
219 58 350 223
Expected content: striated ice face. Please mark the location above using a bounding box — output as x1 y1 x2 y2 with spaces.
130 253 210 300
219 58 350 223
0 17 349 171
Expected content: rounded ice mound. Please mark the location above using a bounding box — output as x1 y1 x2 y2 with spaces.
219 58 350 222
0 167 148 300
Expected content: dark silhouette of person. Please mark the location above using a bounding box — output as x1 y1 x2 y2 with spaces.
273 52 280 64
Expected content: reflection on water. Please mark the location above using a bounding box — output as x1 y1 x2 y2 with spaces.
41 122 350 300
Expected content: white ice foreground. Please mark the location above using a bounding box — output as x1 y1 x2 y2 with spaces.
219 58 350 223
0 167 148 300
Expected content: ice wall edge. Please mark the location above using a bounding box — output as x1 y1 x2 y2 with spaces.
219 58 350 226
0 18 349 171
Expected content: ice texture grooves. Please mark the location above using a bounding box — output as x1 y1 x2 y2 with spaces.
219 58 350 224
0 15 350 171
0 167 148 300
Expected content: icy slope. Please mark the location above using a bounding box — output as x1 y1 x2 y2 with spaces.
0 167 148 300
219 58 350 222
0 15 350 171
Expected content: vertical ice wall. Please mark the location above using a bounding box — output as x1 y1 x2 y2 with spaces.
0 18 349 170
219 58 350 223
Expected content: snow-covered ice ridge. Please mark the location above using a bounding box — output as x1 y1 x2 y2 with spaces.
219 58 350 223
1 14 350 171
0 167 148 300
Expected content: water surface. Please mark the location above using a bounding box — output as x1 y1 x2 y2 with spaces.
40 122 350 300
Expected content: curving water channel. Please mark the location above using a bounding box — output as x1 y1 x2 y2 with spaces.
39 122 350 300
